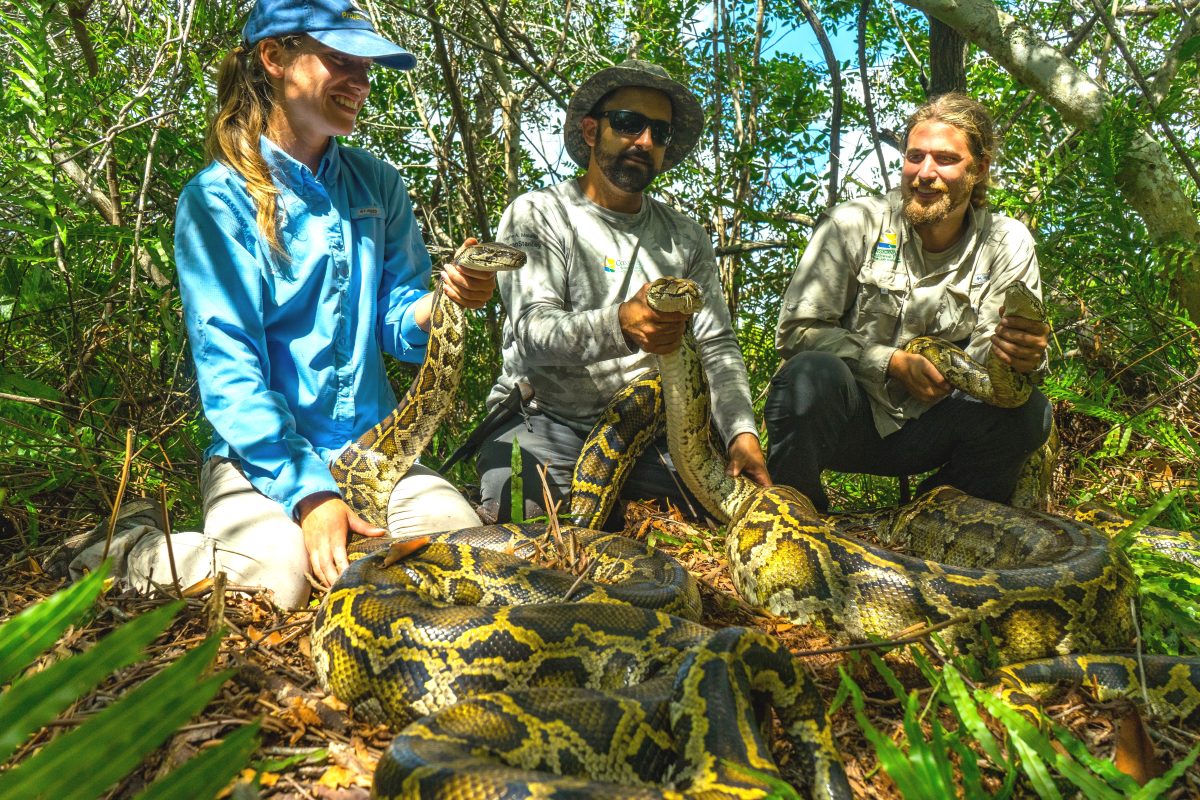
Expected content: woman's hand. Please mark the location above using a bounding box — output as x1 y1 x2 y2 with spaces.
296 492 386 587
415 237 500 330
441 237 498 309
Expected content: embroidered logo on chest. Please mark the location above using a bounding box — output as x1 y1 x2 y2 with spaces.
872 230 900 264
604 256 630 274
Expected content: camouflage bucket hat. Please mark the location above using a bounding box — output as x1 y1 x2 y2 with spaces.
564 59 703 172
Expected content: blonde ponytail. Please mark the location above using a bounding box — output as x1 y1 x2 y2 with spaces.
204 37 301 258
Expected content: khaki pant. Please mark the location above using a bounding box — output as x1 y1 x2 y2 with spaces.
69 457 481 610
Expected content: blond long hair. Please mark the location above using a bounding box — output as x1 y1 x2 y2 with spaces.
204 36 301 257
904 93 996 208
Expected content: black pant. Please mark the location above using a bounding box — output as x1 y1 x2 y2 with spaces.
475 410 702 529
764 352 1052 511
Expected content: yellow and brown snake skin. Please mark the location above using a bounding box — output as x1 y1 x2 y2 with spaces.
648 275 1200 723
313 256 852 798
329 242 526 526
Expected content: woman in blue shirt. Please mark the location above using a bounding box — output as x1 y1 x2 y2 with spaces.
72 0 494 609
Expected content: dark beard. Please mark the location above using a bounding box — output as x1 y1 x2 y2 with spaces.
596 147 658 193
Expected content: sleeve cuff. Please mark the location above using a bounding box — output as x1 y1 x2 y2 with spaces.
277 466 342 520
859 343 897 386
399 295 431 348
723 426 760 448
605 303 637 356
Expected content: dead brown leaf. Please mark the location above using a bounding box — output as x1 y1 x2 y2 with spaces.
1113 707 1164 784
317 764 371 790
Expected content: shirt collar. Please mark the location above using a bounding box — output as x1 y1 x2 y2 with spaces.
259 136 343 188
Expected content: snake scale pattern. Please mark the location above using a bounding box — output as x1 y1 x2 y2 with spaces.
647 275 1200 729
314 248 851 798
329 242 527 527
314 251 1198 797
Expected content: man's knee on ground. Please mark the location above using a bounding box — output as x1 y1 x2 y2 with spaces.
768 351 856 420
1010 389 1053 453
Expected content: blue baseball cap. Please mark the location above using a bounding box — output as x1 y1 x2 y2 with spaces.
242 0 417 71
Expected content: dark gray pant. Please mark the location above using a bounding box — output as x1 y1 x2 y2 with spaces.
476 410 700 529
764 352 1052 511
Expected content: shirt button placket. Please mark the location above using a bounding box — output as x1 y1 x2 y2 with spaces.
329 208 353 428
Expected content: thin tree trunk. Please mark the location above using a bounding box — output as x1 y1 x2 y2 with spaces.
927 16 966 95
426 0 492 241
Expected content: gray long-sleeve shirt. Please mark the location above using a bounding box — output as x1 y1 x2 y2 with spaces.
486 179 758 445
777 190 1041 436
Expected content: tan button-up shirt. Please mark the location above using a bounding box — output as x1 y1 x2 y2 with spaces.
776 190 1041 436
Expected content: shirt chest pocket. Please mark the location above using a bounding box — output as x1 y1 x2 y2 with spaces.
930 286 977 343
852 281 904 342
851 261 906 343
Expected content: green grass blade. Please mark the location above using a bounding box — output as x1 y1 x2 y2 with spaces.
1111 489 1179 550
978 692 1122 800
1128 740 1200 799
842 669 941 800
943 665 1007 766
948 735 994 800
0 601 182 762
924 703 959 790
132 721 261 800
0 564 108 685
1048 722 1138 793
0 634 231 800
510 435 524 523
1007 733 1063 800
866 650 908 701
900 690 947 791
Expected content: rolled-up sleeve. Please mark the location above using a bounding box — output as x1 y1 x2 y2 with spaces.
964 223 1041 365
776 211 896 392
175 186 338 518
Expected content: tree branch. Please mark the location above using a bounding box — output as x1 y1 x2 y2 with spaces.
1086 0 1200 189
425 0 492 240
794 0 843 207
995 12 1098 138
474 0 572 110
858 0 892 191
1115 0 1199 16
715 239 803 255
1149 7 1200 105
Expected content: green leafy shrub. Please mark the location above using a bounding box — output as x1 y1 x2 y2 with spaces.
0 564 259 799
840 651 1199 799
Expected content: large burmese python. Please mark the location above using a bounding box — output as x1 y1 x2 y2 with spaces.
329 242 527 527
314 248 851 798
648 276 1200 722
905 282 1044 409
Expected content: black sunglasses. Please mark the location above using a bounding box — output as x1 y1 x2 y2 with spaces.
596 109 674 147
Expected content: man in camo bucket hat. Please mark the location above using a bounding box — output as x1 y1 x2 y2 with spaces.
474 58 771 527
563 58 705 172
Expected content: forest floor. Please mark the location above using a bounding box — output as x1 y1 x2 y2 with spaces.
5 495 1200 799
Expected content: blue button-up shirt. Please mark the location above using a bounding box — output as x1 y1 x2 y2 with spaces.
175 137 431 518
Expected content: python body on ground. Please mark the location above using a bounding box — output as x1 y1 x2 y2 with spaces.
312 243 852 799
651 276 1200 727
